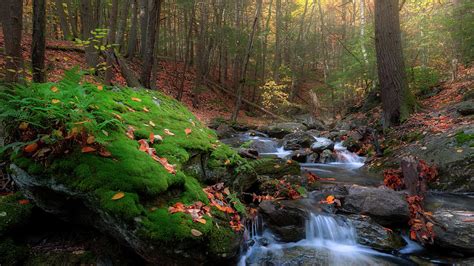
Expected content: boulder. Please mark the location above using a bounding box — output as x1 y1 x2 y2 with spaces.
249 139 278 154
253 158 301 178
215 124 238 139
346 214 405 251
342 185 410 226
290 149 313 163
311 138 335 153
432 209 474 254
319 149 335 163
259 123 307 138
294 114 327 131
282 132 317 150
457 101 474 116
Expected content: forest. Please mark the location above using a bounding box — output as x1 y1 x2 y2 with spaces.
0 0 473 265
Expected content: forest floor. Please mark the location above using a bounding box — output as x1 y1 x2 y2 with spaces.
0 33 266 126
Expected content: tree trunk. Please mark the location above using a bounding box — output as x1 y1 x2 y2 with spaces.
177 3 195 101
139 0 149 59
80 0 99 70
375 0 414 127
360 0 369 66
231 0 262 122
55 0 72 40
127 0 139 57
273 0 282 81
32 0 47 83
140 0 161 89
105 0 119 85
115 0 130 51
2 0 24 83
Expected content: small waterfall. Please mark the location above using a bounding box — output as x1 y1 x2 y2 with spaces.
333 142 365 167
305 213 357 245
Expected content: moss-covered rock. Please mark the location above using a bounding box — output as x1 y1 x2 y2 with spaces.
0 193 33 236
1 72 244 263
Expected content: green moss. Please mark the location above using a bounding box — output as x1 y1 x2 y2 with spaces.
1 72 242 246
208 226 238 256
456 132 474 146
0 193 33 236
0 238 29 265
24 250 95 266
401 131 424 143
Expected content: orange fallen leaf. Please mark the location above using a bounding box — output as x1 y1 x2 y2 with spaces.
410 230 417 240
113 113 123 120
19 122 29 130
18 199 30 205
185 128 192 135
111 192 125 200
131 97 142 102
97 85 103 91
326 195 335 204
51 99 61 104
191 229 202 237
143 107 150 112
86 135 95 144
24 143 39 153
195 218 207 224
50 86 59 93
99 150 112 157
81 146 96 153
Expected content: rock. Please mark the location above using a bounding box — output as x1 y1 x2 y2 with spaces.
246 130 268 138
432 209 474 254
290 149 313 163
342 185 410 226
249 139 278 154
259 123 308 138
282 132 316 150
346 215 405 251
294 114 327 131
310 138 335 153
238 148 259 159
343 137 362 153
215 124 238 139
319 149 335 163
258 200 309 242
253 158 301 178
457 101 474 116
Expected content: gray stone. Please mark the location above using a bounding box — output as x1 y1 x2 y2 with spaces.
433 209 474 254
457 101 474 116
260 123 308 138
311 138 335 153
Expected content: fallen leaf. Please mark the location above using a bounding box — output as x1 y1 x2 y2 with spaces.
111 192 125 200
326 195 335 204
24 143 39 153
185 128 192 135
224 159 231 165
18 199 30 205
164 129 175 136
195 218 207 224
51 86 59 93
81 146 96 153
131 97 142 102
126 126 135 139
191 229 202 237
99 150 112 157
456 149 463 153
102 130 109 136
51 99 61 104
19 122 29 130
113 113 123 120
149 121 156 127
143 107 150 112
97 85 103 91
223 187 230 196
86 135 95 144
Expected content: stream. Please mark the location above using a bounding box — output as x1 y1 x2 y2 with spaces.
226 132 474 265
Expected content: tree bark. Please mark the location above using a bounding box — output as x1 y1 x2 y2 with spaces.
127 0 139 57
115 0 130 51
139 0 149 59
273 0 282 81
231 0 262 122
32 0 47 83
140 0 161 89
80 0 99 69
375 0 414 127
105 0 119 85
2 0 24 83
55 0 72 40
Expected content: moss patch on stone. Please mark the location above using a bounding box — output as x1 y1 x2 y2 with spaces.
0 72 241 247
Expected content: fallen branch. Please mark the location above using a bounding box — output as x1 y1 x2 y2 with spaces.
46 44 85 53
104 50 142 88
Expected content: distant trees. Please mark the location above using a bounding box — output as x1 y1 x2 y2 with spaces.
375 0 414 127
32 0 47 83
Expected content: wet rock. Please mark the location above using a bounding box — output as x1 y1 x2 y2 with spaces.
238 148 259 159
342 185 409 226
457 101 474 116
311 138 335 153
432 209 474 254
346 215 405 251
294 114 327 131
249 139 278 154
253 158 301 178
319 149 335 163
282 132 316 150
259 123 308 138
246 130 268 138
290 149 313 163
258 200 308 242
215 124 238 139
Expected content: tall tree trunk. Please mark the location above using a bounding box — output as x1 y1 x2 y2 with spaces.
261 0 273 81
139 0 149 59
273 0 282 81
105 0 119 85
55 0 72 40
177 3 195 101
80 0 99 70
231 0 262 122
360 0 369 66
115 0 130 52
375 0 414 127
150 0 163 90
67 0 79 38
127 0 139 57
2 0 24 83
141 0 161 89
32 0 47 83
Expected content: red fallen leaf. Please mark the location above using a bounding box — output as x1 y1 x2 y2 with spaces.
18 199 30 205
463 219 474 223
138 139 149 152
383 227 393 233
152 155 176 174
82 146 96 153
185 128 192 135
99 149 112 157
97 85 103 91
410 230 417 240
169 202 186 214
149 132 155 143
24 143 39 153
